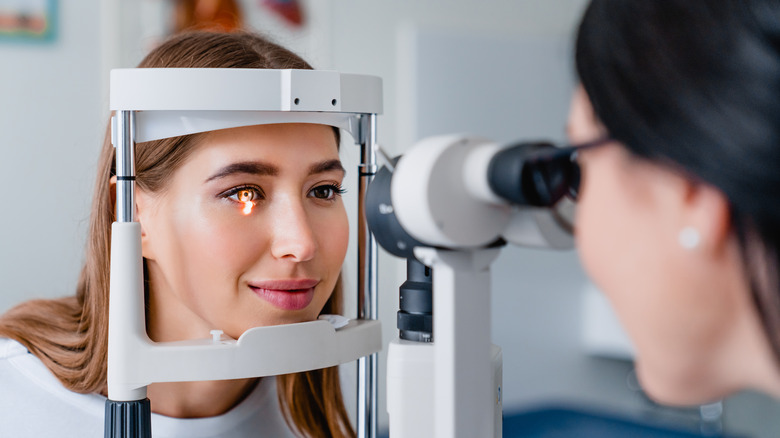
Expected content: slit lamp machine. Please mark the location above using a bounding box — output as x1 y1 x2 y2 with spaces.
106 68 575 438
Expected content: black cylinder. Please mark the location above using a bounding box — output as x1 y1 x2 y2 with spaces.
104 399 152 438
398 258 433 342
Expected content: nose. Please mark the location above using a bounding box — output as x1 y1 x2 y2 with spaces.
269 200 317 262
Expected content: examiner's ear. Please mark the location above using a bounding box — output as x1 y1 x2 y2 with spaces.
109 175 155 260
679 179 732 256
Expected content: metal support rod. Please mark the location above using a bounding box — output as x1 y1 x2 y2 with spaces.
115 110 136 223
107 110 151 438
357 114 379 438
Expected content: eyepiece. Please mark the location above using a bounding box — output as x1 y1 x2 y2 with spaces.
488 142 576 207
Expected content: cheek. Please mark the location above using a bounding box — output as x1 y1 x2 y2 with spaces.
575 168 634 289
574 159 665 335
575 151 673 290
305 203 349 313
315 204 349 269
175 201 265 281
574 156 726 380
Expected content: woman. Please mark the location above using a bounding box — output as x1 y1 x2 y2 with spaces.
570 0 780 405
0 32 354 437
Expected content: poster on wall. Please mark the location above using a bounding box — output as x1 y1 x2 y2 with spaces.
0 0 57 42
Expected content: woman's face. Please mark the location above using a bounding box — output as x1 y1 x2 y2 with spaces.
567 87 751 404
137 123 348 341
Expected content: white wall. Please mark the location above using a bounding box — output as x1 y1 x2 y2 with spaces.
0 1 104 313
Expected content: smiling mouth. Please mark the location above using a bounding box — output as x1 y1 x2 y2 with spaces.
248 279 319 310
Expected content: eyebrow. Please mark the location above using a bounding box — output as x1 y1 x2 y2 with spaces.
308 159 346 176
206 161 279 182
205 159 345 183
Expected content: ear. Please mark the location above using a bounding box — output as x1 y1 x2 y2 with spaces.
680 179 732 256
109 175 117 213
111 175 156 260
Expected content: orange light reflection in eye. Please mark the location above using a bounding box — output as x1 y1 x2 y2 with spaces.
242 201 254 215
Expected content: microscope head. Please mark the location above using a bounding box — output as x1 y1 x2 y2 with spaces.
366 134 578 256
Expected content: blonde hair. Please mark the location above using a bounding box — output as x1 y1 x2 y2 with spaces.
0 31 354 438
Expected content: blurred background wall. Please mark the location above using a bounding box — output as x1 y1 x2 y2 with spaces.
0 0 103 320
1 1 779 436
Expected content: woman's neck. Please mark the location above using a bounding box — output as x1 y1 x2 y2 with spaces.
143 269 261 418
146 378 260 418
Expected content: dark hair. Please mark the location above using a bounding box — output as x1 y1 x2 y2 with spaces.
0 31 352 438
576 1 780 361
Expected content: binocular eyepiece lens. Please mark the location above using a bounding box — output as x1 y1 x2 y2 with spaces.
489 142 580 207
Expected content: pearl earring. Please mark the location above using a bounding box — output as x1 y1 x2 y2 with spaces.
679 227 701 250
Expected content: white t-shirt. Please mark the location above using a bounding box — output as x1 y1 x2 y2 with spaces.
0 338 299 437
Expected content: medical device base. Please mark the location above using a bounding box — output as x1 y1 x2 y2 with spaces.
387 339 502 437
389 247 503 438
104 399 152 438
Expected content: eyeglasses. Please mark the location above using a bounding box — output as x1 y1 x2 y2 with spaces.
508 136 612 207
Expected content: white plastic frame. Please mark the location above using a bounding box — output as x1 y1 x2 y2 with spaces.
107 68 382 438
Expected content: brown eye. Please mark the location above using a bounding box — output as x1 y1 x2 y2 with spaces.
223 186 263 204
311 186 334 199
309 184 345 200
237 189 255 203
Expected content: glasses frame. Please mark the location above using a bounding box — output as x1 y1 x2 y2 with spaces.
532 136 613 202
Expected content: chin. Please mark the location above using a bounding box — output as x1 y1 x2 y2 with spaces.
636 361 727 406
261 312 317 328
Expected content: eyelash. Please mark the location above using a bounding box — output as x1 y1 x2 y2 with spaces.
309 184 346 201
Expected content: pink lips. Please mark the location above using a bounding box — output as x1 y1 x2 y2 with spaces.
249 279 318 310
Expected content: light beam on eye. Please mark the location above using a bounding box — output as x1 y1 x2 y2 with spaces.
243 201 254 215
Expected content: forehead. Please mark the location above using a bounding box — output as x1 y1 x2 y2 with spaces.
205 123 338 152
163 124 342 186
192 123 340 166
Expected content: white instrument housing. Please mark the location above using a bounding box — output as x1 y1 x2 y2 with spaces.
391 134 574 250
